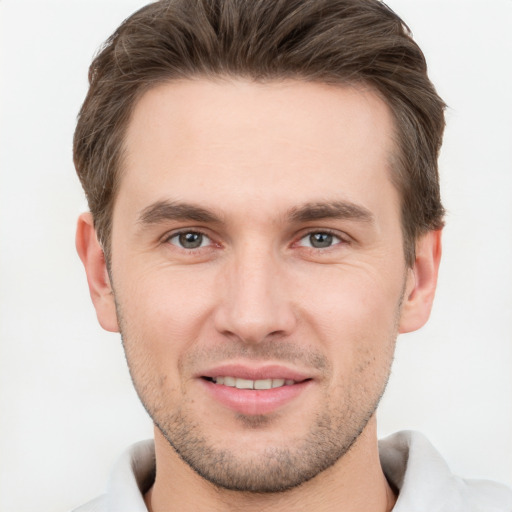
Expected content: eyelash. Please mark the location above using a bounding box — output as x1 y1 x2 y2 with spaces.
165 230 215 251
295 229 347 250
163 228 349 252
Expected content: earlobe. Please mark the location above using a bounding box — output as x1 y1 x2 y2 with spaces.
398 230 442 334
75 213 119 333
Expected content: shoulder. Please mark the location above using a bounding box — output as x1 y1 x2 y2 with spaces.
460 478 512 512
70 440 155 512
379 431 512 512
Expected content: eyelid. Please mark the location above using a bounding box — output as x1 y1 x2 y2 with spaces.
160 226 351 250
294 228 351 249
162 228 217 249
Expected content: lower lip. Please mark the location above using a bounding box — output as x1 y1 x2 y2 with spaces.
201 379 312 416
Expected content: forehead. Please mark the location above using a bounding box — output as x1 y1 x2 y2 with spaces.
118 79 398 222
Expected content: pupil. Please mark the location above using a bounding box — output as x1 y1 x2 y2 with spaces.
310 233 332 248
179 232 202 248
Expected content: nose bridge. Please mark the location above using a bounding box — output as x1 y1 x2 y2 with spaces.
214 239 295 343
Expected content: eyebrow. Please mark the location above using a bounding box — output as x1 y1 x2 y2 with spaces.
137 200 222 225
287 201 374 224
137 199 374 227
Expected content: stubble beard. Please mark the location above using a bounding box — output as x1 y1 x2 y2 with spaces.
152 392 381 493
115 293 403 494
120 337 397 494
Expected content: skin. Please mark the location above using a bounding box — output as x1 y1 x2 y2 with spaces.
76 79 441 512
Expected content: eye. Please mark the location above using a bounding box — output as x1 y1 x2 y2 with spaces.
298 231 343 249
168 231 211 249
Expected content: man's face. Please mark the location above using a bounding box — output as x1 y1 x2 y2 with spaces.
105 79 416 491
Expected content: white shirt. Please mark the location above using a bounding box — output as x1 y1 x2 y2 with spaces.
72 431 512 511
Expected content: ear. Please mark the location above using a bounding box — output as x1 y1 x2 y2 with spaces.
75 212 119 332
399 230 442 334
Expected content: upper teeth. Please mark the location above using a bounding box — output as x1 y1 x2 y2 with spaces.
213 377 295 390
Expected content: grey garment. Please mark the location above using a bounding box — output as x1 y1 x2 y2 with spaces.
72 431 512 512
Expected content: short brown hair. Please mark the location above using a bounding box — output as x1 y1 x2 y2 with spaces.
74 0 445 266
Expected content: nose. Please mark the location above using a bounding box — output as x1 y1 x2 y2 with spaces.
213 245 297 344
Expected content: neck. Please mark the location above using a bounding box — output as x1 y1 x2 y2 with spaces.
144 417 397 512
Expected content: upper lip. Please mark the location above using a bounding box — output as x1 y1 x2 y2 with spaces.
199 363 313 382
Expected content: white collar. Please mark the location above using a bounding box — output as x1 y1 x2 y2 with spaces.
85 431 512 512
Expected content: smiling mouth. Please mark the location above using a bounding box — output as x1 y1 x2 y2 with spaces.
203 376 309 390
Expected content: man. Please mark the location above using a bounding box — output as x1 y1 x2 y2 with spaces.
72 0 512 510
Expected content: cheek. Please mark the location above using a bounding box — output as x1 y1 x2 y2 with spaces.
300 260 403 320
114 266 218 363
295 265 403 359
301 274 400 406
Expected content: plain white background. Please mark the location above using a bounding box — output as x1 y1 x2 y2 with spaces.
1 1 511 511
